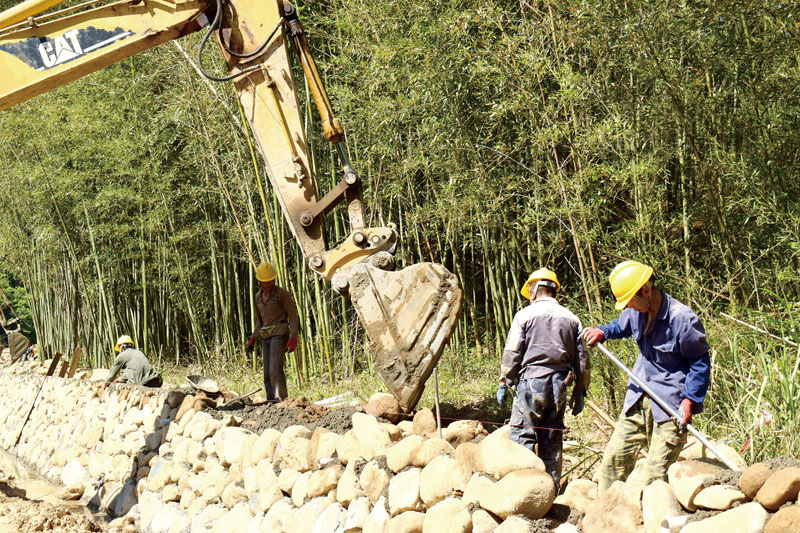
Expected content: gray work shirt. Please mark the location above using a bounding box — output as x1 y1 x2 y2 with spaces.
106 348 160 385
597 291 711 423
501 297 590 391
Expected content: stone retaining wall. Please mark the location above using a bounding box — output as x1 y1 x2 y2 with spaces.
0 372 562 532
2 370 798 533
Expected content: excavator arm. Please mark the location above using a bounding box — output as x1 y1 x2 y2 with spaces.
0 0 462 411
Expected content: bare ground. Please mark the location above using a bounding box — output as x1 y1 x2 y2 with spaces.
0 452 106 533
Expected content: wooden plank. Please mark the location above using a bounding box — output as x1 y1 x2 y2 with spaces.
45 352 61 377
57 359 69 378
67 346 82 378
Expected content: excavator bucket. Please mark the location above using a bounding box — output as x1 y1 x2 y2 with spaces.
349 262 463 412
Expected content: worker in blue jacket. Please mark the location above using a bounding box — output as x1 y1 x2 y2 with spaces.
583 260 710 494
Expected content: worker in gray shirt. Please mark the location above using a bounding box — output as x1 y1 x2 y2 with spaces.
103 335 162 388
498 268 590 492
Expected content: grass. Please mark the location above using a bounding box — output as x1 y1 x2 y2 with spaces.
157 302 800 471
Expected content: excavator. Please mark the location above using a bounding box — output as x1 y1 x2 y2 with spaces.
0 0 462 411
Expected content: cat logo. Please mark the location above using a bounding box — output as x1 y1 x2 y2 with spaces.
38 29 82 69
0 27 134 72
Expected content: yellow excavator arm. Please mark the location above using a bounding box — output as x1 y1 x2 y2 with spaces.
0 0 462 411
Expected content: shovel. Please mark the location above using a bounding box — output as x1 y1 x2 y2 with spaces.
596 342 741 471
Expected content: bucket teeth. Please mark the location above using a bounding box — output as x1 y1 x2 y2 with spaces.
349 262 463 412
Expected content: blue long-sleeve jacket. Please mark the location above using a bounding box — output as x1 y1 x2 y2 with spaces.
597 291 710 423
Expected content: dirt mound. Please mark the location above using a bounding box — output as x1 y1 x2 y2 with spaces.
0 481 105 532
210 396 359 434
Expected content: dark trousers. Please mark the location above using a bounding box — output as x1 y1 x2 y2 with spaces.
262 335 288 402
509 372 568 492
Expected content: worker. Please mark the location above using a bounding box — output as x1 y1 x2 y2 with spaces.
245 262 300 402
583 260 711 493
498 268 590 493
103 335 162 387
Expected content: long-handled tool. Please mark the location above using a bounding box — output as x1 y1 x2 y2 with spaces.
596 342 741 471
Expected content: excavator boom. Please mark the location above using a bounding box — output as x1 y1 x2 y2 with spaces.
0 0 462 411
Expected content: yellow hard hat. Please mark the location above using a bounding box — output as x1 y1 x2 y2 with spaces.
609 260 654 310
521 268 561 299
255 262 277 282
115 335 134 353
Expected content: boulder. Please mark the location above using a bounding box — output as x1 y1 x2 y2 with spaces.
739 462 773 500
388 468 424 515
313 502 347 533
419 455 455 507
553 479 597 515
351 413 395 459
765 506 800 533
336 431 363 465
494 515 536 533
363 496 390 533
249 428 282 467
343 497 370 533
253 483 284 514
307 465 344 499
453 442 482 491
289 497 331 533
641 480 682 533
680 501 768 533
215 426 257 466
337 459 366 506
279 436 312 472
291 471 313 507
472 508 501 533
422 497 469 533
478 427 545 480
278 470 300 494
756 466 800 511
212 502 253 533
387 435 425 473
410 438 455 468
221 483 248 509
679 436 747 469
307 428 340 469
255 459 279 493
262 498 296 532
479 469 555 520
413 408 437 437
387 511 425 533
582 481 643 533
693 484 747 510
365 393 401 424
667 459 722 511
360 459 392 504
463 472 494 505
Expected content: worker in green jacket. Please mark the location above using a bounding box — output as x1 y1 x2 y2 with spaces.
102 335 162 388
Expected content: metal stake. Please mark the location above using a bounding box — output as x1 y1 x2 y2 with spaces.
596 342 740 471
434 367 442 439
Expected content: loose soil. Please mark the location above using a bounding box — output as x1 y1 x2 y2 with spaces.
706 468 742 488
764 455 800 470
209 396 359 434
0 451 106 533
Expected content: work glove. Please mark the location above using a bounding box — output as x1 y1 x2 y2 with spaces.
496 384 508 407
286 337 298 352
582 327 605 346
570 389 586 416
245 336 257 353
677 398 693 429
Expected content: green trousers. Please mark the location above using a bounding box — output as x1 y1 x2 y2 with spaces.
597 397 687 494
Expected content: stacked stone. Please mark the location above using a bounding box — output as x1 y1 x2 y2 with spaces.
574 447 800 533
0 374 561 532
130 402 558 533
4 369 799 533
